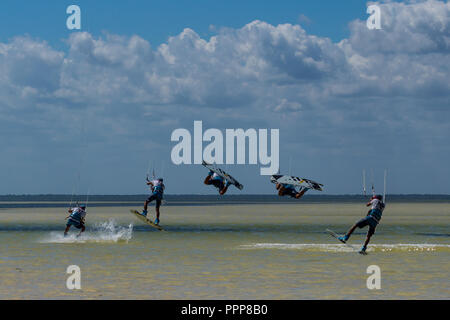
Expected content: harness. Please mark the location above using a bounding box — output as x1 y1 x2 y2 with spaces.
70 208 85 222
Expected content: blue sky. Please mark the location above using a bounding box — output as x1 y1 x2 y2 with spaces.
0 0 368 45
0 1 449 195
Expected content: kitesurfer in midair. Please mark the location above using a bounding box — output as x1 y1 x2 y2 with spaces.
275 183 309 199
338 195 385 254
204 171 231 195
141 178 165 225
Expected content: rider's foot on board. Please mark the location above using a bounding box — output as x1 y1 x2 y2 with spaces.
337 235 349 243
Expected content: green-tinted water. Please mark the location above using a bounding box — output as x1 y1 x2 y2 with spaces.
0 203 449 299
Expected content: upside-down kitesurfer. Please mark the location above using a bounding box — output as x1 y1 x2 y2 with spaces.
204 171 231 195
275 182 310 199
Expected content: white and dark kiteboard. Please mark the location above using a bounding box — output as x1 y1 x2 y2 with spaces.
202 161 244 190
270 175 323 191
130 209 164 231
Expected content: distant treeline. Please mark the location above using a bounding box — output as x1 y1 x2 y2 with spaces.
1 194 449 204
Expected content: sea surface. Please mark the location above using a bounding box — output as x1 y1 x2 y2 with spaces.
0 201 449 299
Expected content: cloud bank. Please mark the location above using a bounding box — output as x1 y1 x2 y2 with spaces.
0 0 449 194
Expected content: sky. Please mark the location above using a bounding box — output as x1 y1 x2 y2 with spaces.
0 0 369 45
0 0 449 195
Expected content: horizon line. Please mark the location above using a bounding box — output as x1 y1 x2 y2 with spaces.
1 194 449 197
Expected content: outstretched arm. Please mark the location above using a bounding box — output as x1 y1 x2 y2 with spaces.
365 200 373 215
65 209 73 219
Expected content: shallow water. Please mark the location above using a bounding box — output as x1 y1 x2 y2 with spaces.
0 203 449 299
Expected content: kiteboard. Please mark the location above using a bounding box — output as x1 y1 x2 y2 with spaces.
326 229 367 255
130 209 164 231
202 160 244 190
270 175 323 191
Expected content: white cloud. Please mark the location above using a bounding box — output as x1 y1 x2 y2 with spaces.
0 0 449 193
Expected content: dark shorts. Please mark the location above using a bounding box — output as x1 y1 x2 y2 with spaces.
356 216 378 235
147 193 162 208
284 189 297 197
211 179 225 190
280 185 297 197
66 218 83 229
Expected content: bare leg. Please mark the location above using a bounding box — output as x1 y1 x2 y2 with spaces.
278 186 286 196
76 225 85 238
144 200 150 212
155 206 160 221
363 229 374 248
204 175 213 185
345 224 358 239
295 188 308 199
219 185 229 195
64 225 70 236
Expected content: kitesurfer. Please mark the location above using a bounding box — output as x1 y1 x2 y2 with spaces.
141 178 165 225
275 183 309 199
338 195 385 254
204 171 231 195
64 205 87 237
